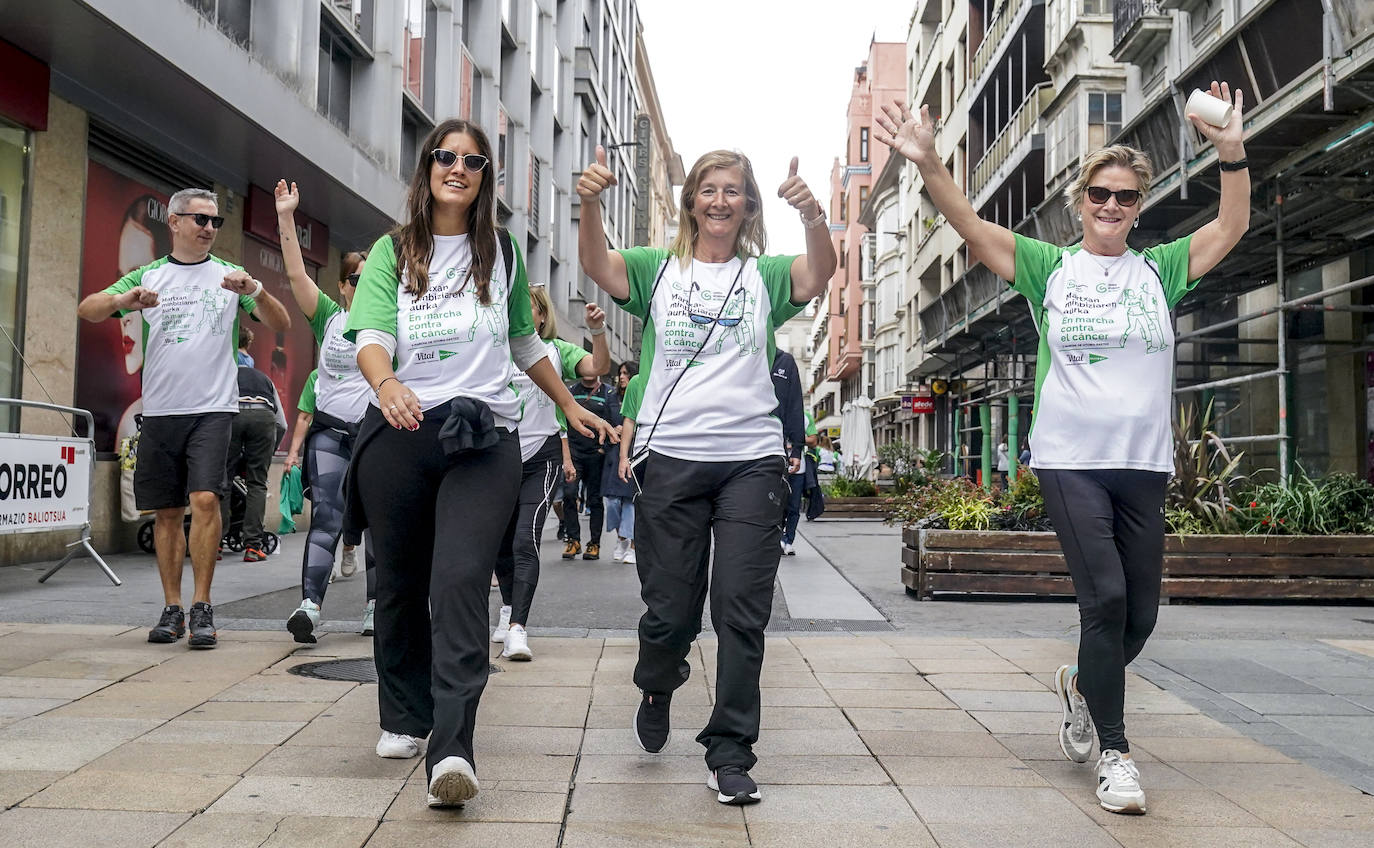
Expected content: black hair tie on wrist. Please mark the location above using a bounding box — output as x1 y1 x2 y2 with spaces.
1219 158 1248 172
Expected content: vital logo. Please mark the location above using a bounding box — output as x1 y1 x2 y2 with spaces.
415 350 437 362
686 360 705 368
163 336 188 345
438 350 459 361
1064 352 1110 366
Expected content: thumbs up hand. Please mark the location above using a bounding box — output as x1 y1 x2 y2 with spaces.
577 144 618 200
778 157 822 224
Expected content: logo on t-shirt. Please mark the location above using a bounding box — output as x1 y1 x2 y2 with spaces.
1064 351 1109 366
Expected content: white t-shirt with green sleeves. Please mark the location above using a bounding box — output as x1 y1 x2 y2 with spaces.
102 255 257 416
307 291 370 423
615 248 805 462
515 338 587 462
344 232 535 429
1012 234 1198 473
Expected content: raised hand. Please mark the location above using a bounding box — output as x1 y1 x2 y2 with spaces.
274 179 299 214
777 157 821 219
1187 81 1245 158
585 303 606 330
875 102 937 167
117 286 159 311
577 145 618 199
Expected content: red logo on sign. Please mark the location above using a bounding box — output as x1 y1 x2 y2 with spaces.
60 446 75 464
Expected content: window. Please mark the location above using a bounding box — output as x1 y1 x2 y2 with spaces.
839 239 847 269
190 0 251 47
859 127 870 163
459 50 477 121
329 0 368 38
0 122 28 431
403 0 437 111
1081 0 1108 14
1087 92 1123 150
401 106 430 179
859 185 869 210
496 107 511 207
318 25 353 131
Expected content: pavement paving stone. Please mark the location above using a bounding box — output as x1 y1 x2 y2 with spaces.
46 681 215 719
1223 790 1374 831
0 697 67 719
85 741 274 775
584 702 713 729
1102 825 1304 847
1027 758 1201 791
486 668 597 687
158 812 379 848
1133 736 1299 764
476 693 591 728
745 822 940 848
143 719 306 746
812 671 933 691
756 686 834 707
246 744 420 780
879 754 1049 787
180 700 333 722
1170 761 1363 796
22 769 239 812
841 707 987 733
211 676 357 703
740 783 918 823
923 672 1049 692
968 710 1061 735
751 728 871 757
0 807 188 848
902 785 1098 825
1224 692 1374 716
1281 828 1374 848
386 780 568 822
592 683 712 706
823 688 956 709
922 821 1122 848
580 727 702 757
860 730 1014 758
908 657 1024 674
365 821 560 847
0 770 63 807
1067 786 1269 828
561 782 748 847
0 676 112 700
1122 713 1244 738
474 726 583 756
748 754 893 785
939 689 1062 713
7 658 160 680
209 775 402 818
573 754 705 783
795 656 914 674
754 705 854 729
282 717 389 749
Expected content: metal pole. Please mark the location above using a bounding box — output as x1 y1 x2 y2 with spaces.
1007 394 1020 481
1276 186 1290 483
952 404 962 478
980 402 993 492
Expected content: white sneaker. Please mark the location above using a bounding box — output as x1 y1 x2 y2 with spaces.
426 755 479 807
502 624 532 660
287 599 321 644
376 730 422 759
339 546 358 578
1096 749 1146 814
360 599 375 636
612 538 628 562
491 605 512 643
623 547 636 565
1054 664 1094 763
781 542 795 556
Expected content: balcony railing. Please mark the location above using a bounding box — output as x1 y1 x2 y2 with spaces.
969 83 1054 201
1111 0 1172 64
970 0 1031 89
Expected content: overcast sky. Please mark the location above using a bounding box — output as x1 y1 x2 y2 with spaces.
637 0 910 255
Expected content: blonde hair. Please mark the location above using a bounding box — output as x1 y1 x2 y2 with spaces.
529 285 557 340
668 150 767 263
1065 145 1154 212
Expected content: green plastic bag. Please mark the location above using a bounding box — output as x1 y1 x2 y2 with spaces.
278 466 304 533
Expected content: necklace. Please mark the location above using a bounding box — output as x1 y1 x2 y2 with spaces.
1083 249 1126 277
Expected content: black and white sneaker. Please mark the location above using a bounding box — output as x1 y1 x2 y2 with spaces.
708 765 761 805
1054 664 1094 763
187 601 217 649
633 692 671 753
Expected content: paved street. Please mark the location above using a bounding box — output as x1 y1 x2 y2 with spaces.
1 519 1373 846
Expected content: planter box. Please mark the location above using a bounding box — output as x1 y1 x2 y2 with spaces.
901 528 1374 601
820 497 891 519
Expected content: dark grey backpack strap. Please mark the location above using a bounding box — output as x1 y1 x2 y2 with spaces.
497 227 514 282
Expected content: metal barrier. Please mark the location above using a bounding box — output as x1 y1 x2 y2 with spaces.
0 399 120 586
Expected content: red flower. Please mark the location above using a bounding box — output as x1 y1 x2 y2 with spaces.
1249 501 1258 508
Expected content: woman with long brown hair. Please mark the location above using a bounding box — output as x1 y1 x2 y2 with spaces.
345 119 616 808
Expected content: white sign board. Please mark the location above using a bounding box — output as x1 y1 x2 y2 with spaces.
0 433 91 534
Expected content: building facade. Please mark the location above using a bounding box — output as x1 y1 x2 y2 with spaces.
0 0 678 563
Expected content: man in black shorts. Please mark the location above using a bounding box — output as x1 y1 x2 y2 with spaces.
78 188 290 648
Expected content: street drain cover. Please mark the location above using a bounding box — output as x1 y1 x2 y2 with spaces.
288 658 502 683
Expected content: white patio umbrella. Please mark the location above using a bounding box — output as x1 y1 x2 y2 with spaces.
840 396 878 479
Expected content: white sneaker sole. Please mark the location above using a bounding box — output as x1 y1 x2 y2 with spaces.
707 771 762 805
427 756 479 807
376 737 420 759
502 645 532 661
1054 665 1092 764
491 628 508 644
1098 790 1147 815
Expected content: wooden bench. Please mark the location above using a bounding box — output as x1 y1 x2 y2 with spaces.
820 497 891 519
901 528 1374 601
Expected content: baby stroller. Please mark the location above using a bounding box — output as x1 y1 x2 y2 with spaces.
134 473 278 555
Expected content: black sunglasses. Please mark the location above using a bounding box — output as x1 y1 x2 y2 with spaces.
1085 186 1141 207
174 212 225 229
344 273 360 286
431 149 489 171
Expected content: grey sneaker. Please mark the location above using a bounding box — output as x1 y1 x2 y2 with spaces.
187 602 217 649
1096 749 1146 814
148 605 185 643
360 599 375 636
1055 664 1094 763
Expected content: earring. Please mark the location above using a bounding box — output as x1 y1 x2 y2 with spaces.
1132 219 1140 229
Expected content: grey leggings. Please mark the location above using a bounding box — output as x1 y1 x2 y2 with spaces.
1036 467 1167 754
302 427 374 605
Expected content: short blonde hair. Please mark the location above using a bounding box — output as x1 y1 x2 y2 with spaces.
668 150 767 263
529 285 557 340
1065 145 1154 212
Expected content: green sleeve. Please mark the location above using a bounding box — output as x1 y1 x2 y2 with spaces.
805 410 817 436
102 265 147 316
757 254 806 328
308 290 343 343
551 337 589 381
297 370 318 414
613 247 671 319
620 374 646 420
1011 234 1061 305
344 235 399 341
239 293 258 314
1145 235 1198 308
506 234 536 338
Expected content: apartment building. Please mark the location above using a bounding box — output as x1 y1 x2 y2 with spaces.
0 0 678 563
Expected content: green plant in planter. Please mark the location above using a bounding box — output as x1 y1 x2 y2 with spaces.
886 475 995 529
991 469 1053 531
825 475 877 498
1234 468 1374 535
1168 400 1247 534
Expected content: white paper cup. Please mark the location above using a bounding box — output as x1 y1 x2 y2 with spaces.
1186 89 1233 128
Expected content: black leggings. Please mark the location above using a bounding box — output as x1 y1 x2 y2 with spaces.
354 406 522 778
1037 468 1167 754
495 435 562 625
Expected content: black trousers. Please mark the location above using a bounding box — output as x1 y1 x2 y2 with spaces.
562 450 604 546
495 435 561 625
1036 467 1168 754
353 406 521 778
633 451 789 770
220 407 276 541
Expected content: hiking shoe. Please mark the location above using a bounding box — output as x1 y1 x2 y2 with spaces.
708 764 762 805
339 546 358 577
1096 749 1147 814
376 730 421 759
1055 664 1094 763
360 599 375 636
287 599 321 644
623 547 637 565
148 605 185 643
426 755 479 807
781 542 796 556
562 540 580 559
491 605 512 643
634 692 671 753
584 543 600 560
501 624 532 660
243 545 267 563
187 602 217 649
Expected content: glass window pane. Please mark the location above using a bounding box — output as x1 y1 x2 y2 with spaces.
1106 93 1122 124
0 124 26 430
1088 92 1103 123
